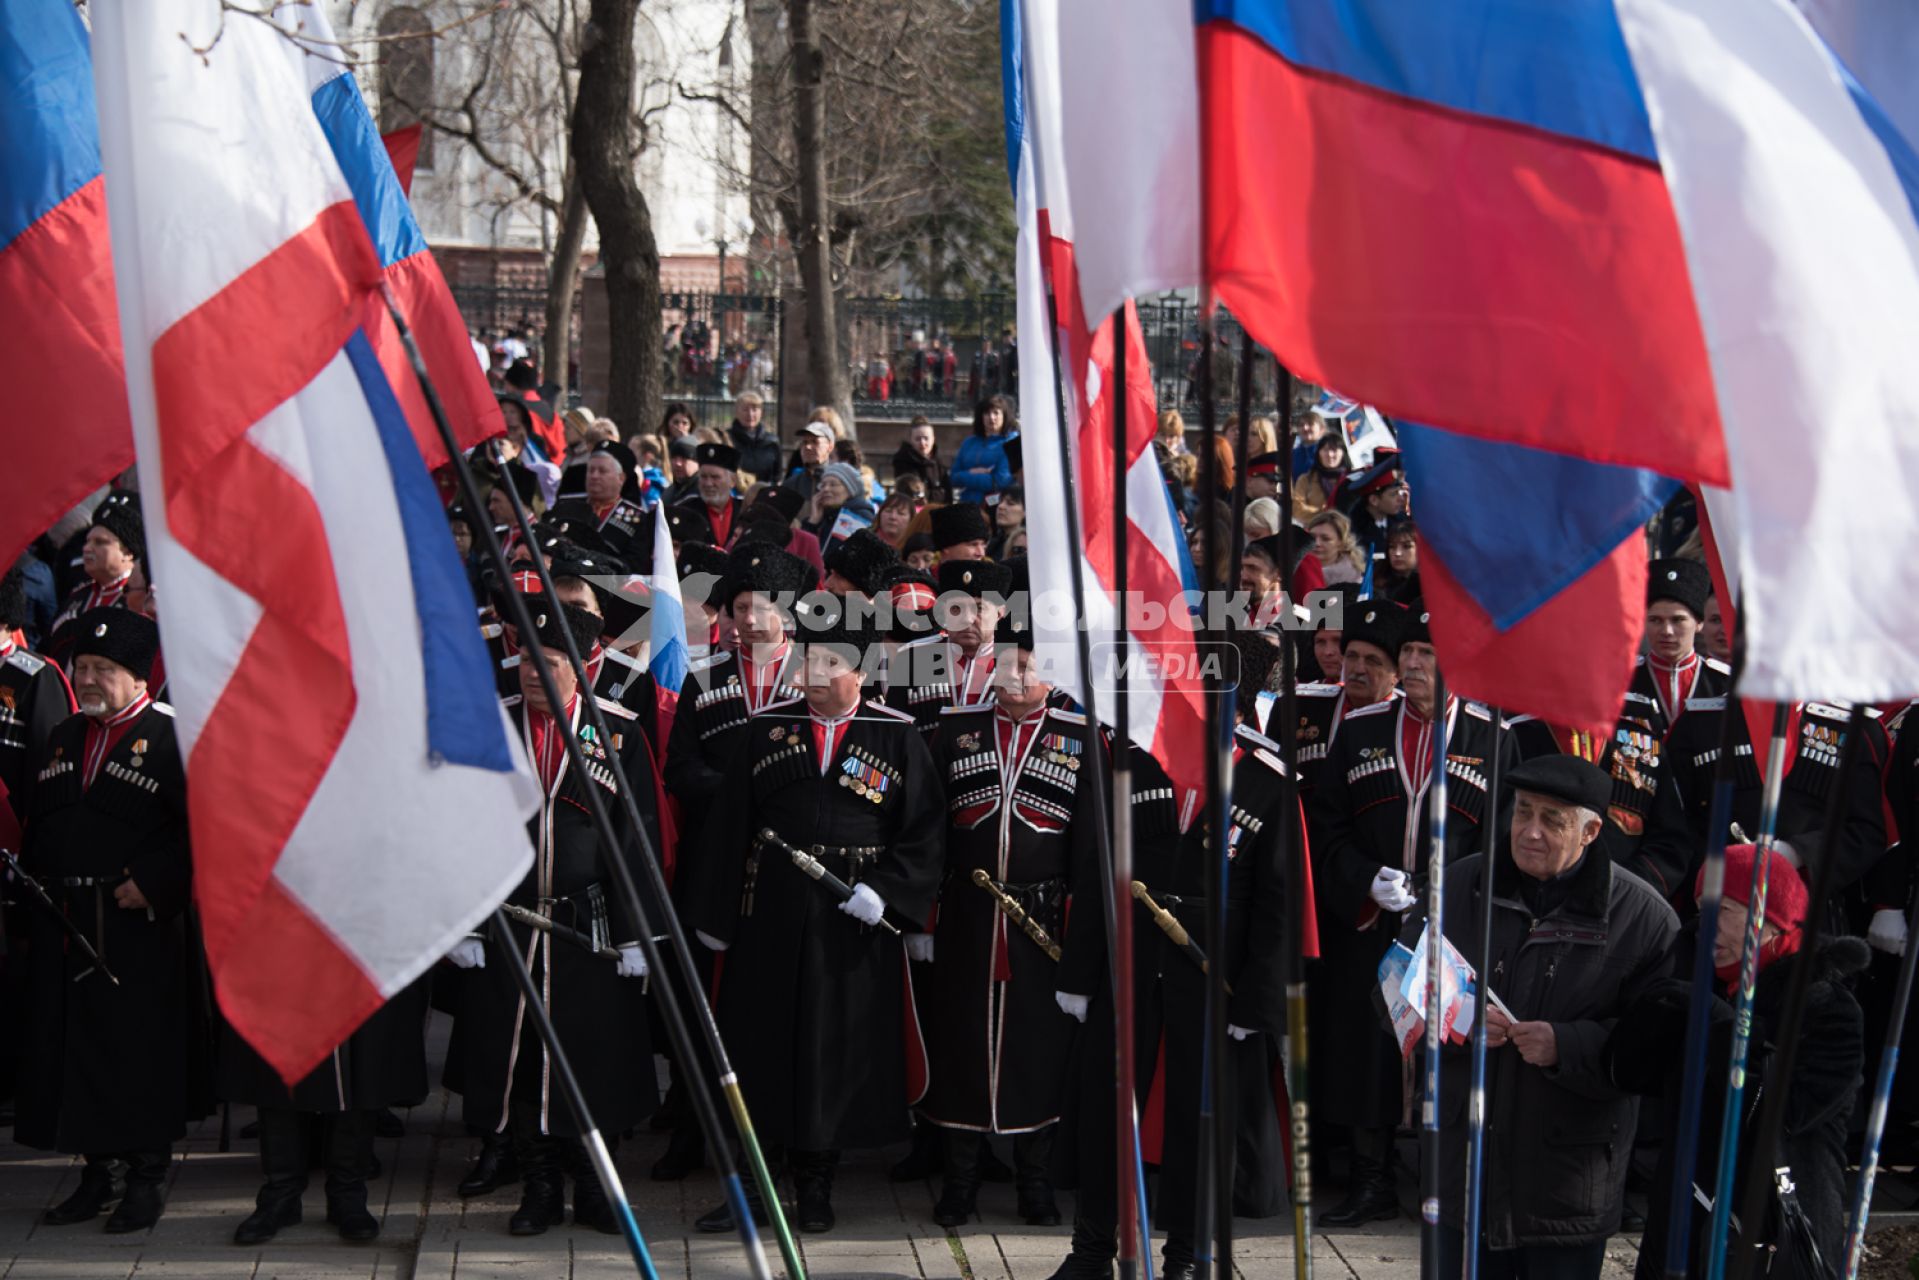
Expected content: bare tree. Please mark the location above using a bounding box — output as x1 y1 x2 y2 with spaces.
787 0 851 433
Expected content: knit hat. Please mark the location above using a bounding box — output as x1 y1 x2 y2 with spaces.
819 461 866 503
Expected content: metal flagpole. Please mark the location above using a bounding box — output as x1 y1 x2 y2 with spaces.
1732 705 1870 1280
1042 289 1151 1277
1662 633 1746 1279
1419 668 1450 1280
1193 317 1231 1280
1844 857 1919 1278
378 285 790 1280
1461 706 1504 1280
1704 702 1794 1280
1269 358 1314 1280
487 909 660 1279
1112 305 1148 1280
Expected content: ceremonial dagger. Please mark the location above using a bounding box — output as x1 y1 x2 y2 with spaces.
970 868 1061 961
1 848 120 986
1130 880 1230 992
758 829 901 936
499 902 623 962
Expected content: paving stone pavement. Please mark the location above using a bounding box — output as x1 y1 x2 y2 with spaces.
0 1011 1897 1278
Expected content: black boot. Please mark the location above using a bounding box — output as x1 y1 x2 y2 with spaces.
932 1129 981 1227
695 1169 772 1233
1044 1216 1118 1279
889 1120 942 1181
650 1122 705 1181
567 1136 624 1235
323 1110 380 1242
235 1109 307 1245
1318 1127 1399 1228
458 1131 520 1197
104 1152 169 1234
1160 1239 1197 1280
44 1158 121 1226
793 1148 838 1233
507 1131 566 1236
1014 1126 1062 1226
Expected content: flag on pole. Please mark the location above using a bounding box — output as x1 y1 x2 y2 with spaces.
648 501 688 699
91 0 538 1083
0 0 133 573
1007 0 1207 801
299 5 503 468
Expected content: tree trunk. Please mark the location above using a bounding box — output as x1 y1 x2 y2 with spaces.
543 172 589 400
573 0 662 438
788 0 854 437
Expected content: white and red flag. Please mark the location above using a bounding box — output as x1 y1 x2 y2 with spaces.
91 0 538 1082
1008 0 1206 801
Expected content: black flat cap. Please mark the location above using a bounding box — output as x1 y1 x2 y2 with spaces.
1506 755 1611 815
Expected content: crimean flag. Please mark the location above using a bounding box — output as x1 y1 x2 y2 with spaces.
92 0 538 1082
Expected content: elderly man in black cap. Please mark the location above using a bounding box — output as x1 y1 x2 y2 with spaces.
16 609 206 1235
673 442 743 547
46 494 145 665
1398 754 1679 1279
1309 607 1516 1228
684 594 945 1234
453 601 660 1238
547 442 650 565
931 503 992 564
890 559 1013 739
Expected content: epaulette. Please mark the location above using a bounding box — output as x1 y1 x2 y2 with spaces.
688 650 728 675
503 694 524 708
1296 682 1343 698
1234 723 1280 753
864 701 915 723
1704 657 1732 675
1501 713 1539 728
4 649 48 676
1348 699 1395 719
500 653 522 671
1633 654 1647 668
758 694 805 714
480 622 503 640
896 633 946 652
602 647 646 675
1621 691 1657 707
151 701 175 717
941 702 991 716
1688 695 1727 711
594 696 638 721
1046 706 1086 725
1252 747 1290 779
1463 701 1492 721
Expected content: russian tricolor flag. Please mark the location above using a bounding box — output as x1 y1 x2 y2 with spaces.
0 1 134 572
91 0 537 1082
1047 0 1919 715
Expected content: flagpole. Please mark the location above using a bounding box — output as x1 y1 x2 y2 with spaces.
1844 862 1919 1279
1112 304 1148 1280
378 285 791 1280
1731 705 1870 1280
1461 705 1503 1280
1192 311 1229 1280
1704 702 1794 1280
1662 630 1746 1279
485 909 660 1279
1270 356 1314 1280
1419 667 1450 1280
1041 288 1150 1277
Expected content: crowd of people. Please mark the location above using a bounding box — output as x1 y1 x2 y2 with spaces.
1 374 1911 1280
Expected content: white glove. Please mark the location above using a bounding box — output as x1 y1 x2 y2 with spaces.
696 929 730 953
446 938 486 970
1056 991 1090 1023
840 882 886 927
904 933 935 963
1868 908 1909 956
1369 867 1418 913
1227 1024 1253 1042
615 943 649 979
